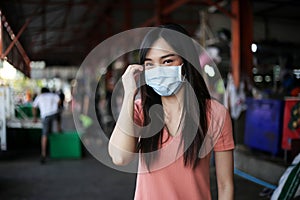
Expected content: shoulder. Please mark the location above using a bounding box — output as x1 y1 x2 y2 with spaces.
208 99 235 151
34 93 46 101
133 99 144 125
134 99 143 115
207 99 232 131
209 99 228 110
32 95 41 106
47 93 60 99
208 99 229 117
134 98 142 107
54 93 60 99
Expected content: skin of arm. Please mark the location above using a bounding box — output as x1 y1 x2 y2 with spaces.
32 107 38 123
108 64 143 166
214 150 234 200
58 99 62 108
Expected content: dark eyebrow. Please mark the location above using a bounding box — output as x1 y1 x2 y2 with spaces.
144 54 176 61
161 54 176 59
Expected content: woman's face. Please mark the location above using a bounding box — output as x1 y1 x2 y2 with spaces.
144 38 183 69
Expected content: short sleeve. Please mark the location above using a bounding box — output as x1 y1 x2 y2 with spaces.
134 99 144 126
32 96 39 107
214 107 235 151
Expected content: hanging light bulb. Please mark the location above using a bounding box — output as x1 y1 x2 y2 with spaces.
251 43 257 53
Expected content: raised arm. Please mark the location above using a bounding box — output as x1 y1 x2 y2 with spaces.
108 64 143 166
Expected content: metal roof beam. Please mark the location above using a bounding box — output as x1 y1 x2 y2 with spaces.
201 0 235 18
139 0 191 27
0 11 31 76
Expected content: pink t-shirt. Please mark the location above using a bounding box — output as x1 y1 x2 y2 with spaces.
133 99 234 200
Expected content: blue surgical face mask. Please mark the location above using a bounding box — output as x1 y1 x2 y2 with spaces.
144 65 184 96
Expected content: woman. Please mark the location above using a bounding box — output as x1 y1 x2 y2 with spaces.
108 24 234 200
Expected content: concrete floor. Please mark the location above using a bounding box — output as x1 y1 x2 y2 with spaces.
0 149 268 200
0 110 271 200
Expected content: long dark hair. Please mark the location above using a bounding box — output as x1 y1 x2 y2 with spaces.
137 24 211 169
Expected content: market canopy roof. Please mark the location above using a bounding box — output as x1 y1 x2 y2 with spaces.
0 0 299 77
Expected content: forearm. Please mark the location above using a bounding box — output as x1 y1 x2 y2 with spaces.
108 93 138 165
215 150 234 200
217 182 234 200
32 107 38 121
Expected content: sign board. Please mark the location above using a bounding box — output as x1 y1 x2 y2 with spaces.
281 97 300 150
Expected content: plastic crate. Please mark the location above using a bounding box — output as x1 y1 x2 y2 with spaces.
244 98 283 155
15 104 40 119
49 131 82 159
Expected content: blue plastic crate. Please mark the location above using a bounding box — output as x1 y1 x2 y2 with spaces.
244 98 283 155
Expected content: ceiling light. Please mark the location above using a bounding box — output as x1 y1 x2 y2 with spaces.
251 43 257 53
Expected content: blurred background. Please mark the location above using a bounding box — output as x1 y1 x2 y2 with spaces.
0 0 299 199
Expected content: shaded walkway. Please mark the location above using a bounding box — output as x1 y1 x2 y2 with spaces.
0 152 136 200
0 109 269 200
0 150 269 200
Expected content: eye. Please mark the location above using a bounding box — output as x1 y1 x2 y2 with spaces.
163 59 173 65
144 62 154 70
144 62 153 66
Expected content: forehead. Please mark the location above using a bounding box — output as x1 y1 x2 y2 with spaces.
146 38 176 58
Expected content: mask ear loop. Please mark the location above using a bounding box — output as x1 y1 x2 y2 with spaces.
179 64 186 82
138 64 146 88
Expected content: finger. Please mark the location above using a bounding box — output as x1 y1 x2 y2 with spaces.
127 64 143 73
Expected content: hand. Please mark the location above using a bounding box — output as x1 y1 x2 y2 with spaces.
122 64 143 96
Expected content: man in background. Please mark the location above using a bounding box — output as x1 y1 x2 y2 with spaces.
33 87 61 164
56 89 65 132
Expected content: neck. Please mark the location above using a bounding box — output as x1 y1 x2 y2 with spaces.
161 86 184 112
161 86 185 136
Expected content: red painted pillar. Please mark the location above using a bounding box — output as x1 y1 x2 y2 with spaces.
231 0 253 88
231 0 241 88
240 0 253 83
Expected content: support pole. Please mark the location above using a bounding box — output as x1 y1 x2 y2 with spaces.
231 0 253 88
231 0 241 88
240 0 253 83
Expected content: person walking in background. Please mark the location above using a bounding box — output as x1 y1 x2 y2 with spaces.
33 87 61 164
108 24 234 199
56 89 65 132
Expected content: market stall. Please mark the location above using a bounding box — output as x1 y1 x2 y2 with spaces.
0 86 42 151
